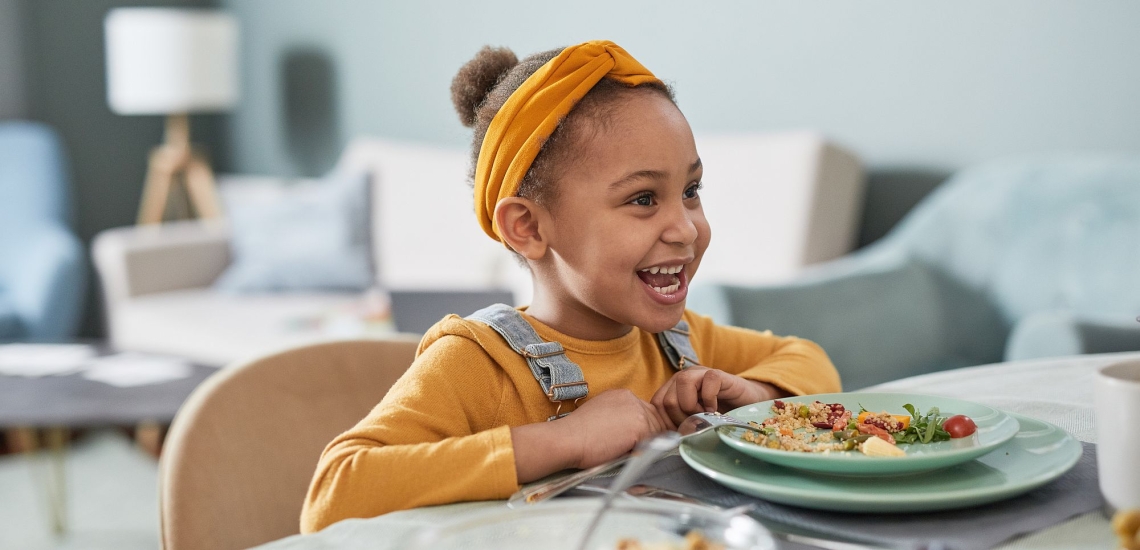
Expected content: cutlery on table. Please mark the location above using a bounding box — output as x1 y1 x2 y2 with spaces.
507 412 762 508
575 485 908 550
574 431 682 550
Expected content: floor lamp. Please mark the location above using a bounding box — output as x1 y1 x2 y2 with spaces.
104 8 239 225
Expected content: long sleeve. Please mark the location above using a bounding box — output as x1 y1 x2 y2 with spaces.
301 309 840 533
685 311 842 395
300 334 519 533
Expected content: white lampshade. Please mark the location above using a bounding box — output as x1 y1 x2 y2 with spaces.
104 8 239 115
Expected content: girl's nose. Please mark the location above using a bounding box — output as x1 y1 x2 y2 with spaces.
661 203 699 246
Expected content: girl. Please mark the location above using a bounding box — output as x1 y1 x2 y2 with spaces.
300 41 841 533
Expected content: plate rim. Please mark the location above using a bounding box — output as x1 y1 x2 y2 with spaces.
680 412 1083 510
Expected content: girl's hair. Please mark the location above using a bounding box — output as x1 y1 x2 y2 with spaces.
450 45 676 208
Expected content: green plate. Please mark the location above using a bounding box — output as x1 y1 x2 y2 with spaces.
681 412 1081 513
718 393 1020 476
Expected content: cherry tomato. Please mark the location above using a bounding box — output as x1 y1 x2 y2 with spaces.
944 415 977 438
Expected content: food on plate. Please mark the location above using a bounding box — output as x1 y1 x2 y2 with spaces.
616 530 724 550
860 435 907 457
943 414 978 438
740 400 976 456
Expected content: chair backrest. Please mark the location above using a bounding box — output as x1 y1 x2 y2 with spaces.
159 337 420 550
0 121 71 230
883 155 1140 323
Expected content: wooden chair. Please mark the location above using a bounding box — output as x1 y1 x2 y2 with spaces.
159 337 420 550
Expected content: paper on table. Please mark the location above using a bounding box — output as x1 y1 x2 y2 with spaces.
82 352 193 387
0 343 97 376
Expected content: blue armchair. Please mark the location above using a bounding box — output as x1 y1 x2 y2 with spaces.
0 121 86 341
691 155 1140 390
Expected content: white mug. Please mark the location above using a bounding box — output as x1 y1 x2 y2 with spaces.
1095 359 1140 513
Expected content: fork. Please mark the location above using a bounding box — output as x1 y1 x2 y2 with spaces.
506 412 763 508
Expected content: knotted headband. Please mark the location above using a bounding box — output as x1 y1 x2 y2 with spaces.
474 40 661 242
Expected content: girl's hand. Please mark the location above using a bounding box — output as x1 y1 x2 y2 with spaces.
557 389 668 469
650 367 783 429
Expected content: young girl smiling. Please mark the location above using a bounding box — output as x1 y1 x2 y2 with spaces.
301 41 841 533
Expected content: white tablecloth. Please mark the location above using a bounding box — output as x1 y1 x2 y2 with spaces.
256 352 1138 550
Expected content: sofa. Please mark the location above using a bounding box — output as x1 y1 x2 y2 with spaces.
92 132 864 366
691 155 1140 390
0 121 87 341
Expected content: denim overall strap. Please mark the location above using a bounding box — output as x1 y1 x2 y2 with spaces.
467 304 589 417
657 320 701 370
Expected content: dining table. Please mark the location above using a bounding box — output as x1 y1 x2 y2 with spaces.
254 351 1136 550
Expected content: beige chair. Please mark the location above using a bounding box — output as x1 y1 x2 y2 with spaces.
159 337 420 550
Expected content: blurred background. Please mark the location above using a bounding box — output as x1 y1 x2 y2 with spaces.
2 1 1139 549
4 0 1140 338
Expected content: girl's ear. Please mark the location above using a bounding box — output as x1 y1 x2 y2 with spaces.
494 197 550 260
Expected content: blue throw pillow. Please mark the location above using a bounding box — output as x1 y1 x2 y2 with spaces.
213 171 374 293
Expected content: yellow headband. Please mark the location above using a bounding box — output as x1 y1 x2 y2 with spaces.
473 40 661 242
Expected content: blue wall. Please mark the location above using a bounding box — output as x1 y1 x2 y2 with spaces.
222 0 1140 176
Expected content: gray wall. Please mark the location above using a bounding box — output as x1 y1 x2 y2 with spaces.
221 0 1140 244
0 0 26 118
17 0 224 337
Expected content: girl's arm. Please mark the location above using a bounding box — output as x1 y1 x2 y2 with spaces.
300 335 518 533
301 334 667 533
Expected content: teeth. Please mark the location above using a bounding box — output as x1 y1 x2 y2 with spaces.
650 283 681 295
639 265 684 274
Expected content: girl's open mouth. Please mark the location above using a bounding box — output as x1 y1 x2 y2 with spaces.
636 264 689 304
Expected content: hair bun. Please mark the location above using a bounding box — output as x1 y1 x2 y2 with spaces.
451 46 519 128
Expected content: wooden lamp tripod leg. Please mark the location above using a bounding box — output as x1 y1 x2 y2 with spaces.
184 153 223 220
137 146 183 225
136 114 222 224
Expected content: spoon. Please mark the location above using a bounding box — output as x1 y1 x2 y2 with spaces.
574 431 682 550
573 414 768 549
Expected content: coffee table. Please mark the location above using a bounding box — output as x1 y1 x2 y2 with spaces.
0 344 219 534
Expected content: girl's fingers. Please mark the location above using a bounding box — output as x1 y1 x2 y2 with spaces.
675 370 701 415
651 381 678 430
700 370 722 413
663 384 687 427
641 399 667 433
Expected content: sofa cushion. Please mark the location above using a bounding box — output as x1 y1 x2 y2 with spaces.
333 134 865 304
0 291 21 339
888 155 1140 322
214 171 373 293
1005 310 1140 361
693 131 865 285
723 258 1007 390
334 139 528 296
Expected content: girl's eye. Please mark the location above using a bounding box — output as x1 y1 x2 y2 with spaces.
684 181 703 200
631 192 655 206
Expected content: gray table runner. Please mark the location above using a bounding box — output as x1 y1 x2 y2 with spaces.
576 442 1102 550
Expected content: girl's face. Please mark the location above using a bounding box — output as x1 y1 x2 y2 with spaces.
534 91 710 339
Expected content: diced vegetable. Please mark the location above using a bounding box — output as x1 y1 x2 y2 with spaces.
943 415 977 438
856 411 911 430
855 423 896 445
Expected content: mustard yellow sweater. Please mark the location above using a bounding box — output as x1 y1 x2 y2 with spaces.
300 309 840 533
